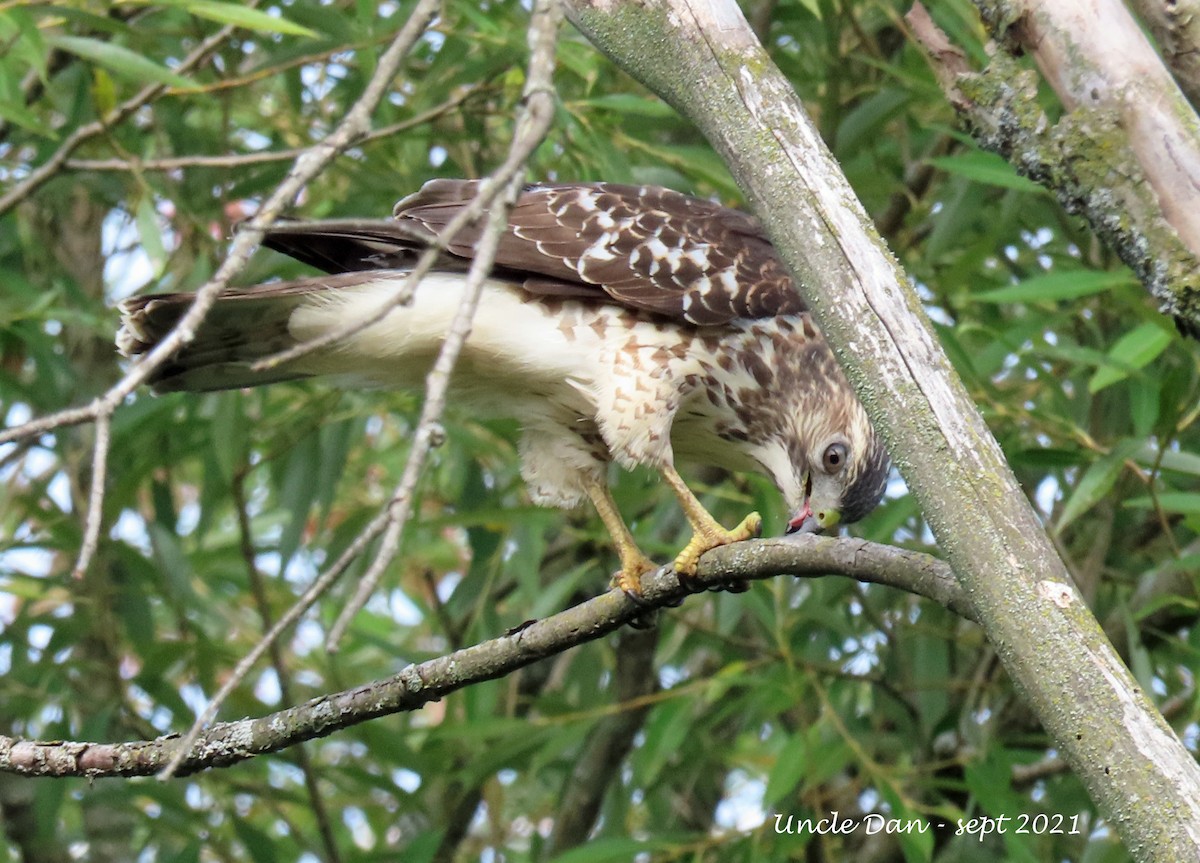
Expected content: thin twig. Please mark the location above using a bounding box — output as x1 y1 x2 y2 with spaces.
63 87 480 173
321 175 527 648
71 411 110 580
0 401 102 447
154 0 444 780
324 0 563 649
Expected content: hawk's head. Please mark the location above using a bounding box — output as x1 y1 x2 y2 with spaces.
761 397 890 537
785 430 890 535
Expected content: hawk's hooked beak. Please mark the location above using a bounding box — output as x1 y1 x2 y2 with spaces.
786 476 842 534
785 504 842 535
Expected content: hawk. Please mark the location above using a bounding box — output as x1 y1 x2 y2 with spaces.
117 180 890 595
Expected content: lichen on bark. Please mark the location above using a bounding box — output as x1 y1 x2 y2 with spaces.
950 48 1200 335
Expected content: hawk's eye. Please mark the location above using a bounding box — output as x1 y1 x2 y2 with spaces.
822 442 848 473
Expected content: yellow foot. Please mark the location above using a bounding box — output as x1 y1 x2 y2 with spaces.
610 552 658 603
672 511 763 577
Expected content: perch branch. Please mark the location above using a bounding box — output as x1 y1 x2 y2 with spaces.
0 535 967 779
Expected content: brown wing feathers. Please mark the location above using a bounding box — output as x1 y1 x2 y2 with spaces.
258 219 439 274
259 180 806 325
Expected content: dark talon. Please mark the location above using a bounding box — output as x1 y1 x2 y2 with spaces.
714 579 749 593
676 569 749 594
621 585 652 607
676 568 708 594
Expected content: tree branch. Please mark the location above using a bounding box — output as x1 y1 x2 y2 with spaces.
561 0 1200 857
0 535 963 779
908 1 1200 337
61 87 481 174
1128 0 1200 109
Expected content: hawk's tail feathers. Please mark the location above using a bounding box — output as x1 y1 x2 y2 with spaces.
116 288 313 393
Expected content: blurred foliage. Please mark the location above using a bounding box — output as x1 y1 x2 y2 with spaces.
0 1 1198 862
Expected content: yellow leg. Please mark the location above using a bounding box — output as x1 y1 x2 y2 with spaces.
583 477 657 597
659 465 762 576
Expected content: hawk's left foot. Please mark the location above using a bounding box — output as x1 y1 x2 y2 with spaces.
672 510 763 579
657 464 763 584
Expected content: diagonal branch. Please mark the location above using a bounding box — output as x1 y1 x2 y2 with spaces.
907 1 1200 338
563 0 1200 857
157 0 563 779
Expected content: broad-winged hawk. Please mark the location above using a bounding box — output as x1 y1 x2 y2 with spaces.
117 181 890 594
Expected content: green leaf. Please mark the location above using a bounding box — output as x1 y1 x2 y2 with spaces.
1054 439 1141 533
0 98 55 137
764 731 808 806
795 0 822 18
91 67 118 115
927 152 1044 193
580 93 677 119
147 0 318 38
149 523 194 602
835 87 911 156
1123 492 1200 515
233 817 278 862
47 35 196 90
0 8 48 79
1088 322 1173 393
633 698 693 787
548 838 654 863
1139 446 1200 477
974 270 1135 304
1129 373 1161 437
135 197 167 277
278 431 322 564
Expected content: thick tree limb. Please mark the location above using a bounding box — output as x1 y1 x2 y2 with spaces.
1129 0 1200 109
979 0 1200 247
561 0 1200 858
0 535 961 779
910 1 1200 337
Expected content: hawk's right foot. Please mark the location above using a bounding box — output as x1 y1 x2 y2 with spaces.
610 552 657 604
612 555 665 629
